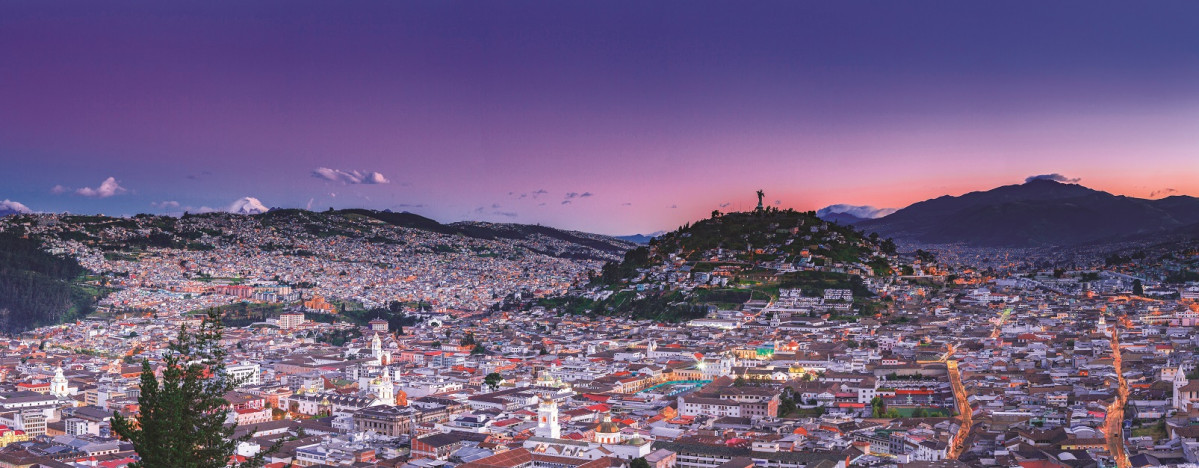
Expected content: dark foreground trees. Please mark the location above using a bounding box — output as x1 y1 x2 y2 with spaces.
112 309 285 468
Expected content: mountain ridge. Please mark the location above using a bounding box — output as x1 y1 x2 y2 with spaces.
857 179 1199 247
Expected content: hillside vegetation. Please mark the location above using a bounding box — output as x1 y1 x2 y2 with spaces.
0 232 108 333
528 208 897 322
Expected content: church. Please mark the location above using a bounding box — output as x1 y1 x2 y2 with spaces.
523 396 652 461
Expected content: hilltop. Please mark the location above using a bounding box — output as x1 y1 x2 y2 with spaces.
519 208 917 322
857 179 1199 247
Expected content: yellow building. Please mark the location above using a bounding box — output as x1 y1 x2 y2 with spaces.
0 425 30 447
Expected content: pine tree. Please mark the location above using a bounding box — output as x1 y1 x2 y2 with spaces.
112 309 286 468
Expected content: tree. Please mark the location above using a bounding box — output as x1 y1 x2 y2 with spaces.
112 309 285 468
880 238 897 255
631 458 651 468
870 396 887 418
777 393 798 418
1132 279 1144 296
484 372 503 391
471 343 488 355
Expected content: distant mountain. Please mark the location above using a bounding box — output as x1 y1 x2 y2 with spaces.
0 199 32 217
815 204 896 225
339 209 454 234
229 197 269 215
449 221 635 259
336 209 636 259
857 179 1199 247
615 231 666 244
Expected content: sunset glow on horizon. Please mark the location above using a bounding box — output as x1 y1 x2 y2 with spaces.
3 1 1198 234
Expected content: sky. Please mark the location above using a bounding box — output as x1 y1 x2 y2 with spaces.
2 1 1198 234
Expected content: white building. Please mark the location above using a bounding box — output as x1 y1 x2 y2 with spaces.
227 363 261 387
535 397 560 439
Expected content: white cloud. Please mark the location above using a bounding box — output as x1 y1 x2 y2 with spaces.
75 177 128 198
312 167 390 184
151 201 180 209
0 199 32 214
816 204 897 219
50 185 69 194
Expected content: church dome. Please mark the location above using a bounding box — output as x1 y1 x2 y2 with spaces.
596 415 620 434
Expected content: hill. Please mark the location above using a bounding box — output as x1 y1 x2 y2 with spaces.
336 209 635 260
0 209 635 333
520 208 898 322
0 232 108 333
858 179 1199 247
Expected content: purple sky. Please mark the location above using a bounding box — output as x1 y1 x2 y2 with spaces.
2 1 1198 234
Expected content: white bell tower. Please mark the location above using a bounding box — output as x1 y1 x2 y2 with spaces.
376 366 394 403
51 366 69 398
371 333 385 365
536 397 560 439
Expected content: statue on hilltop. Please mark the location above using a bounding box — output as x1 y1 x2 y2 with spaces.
756 189 765 211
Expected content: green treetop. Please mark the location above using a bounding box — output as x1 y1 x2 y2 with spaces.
112 309 286 468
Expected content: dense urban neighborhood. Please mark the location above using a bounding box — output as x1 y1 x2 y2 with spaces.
1 206 1199 468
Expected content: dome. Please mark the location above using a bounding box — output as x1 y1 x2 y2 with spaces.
596 414 620 433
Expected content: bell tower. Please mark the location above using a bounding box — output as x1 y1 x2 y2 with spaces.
51 366 69 398
536 397 560 439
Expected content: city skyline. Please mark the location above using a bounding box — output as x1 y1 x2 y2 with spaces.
3 1 1199 234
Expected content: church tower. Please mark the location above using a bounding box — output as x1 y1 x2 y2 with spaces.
51 366 69 398
371 333 388 365
536 397 560 439
376 367 394 403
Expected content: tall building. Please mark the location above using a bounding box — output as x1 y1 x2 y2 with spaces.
371 333 389 365
535 397 559 439
375 367 394 403
278 312 305 329
227 363 261 387
50 367 69 398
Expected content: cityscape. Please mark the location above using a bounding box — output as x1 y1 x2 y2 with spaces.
2 2 1199 468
